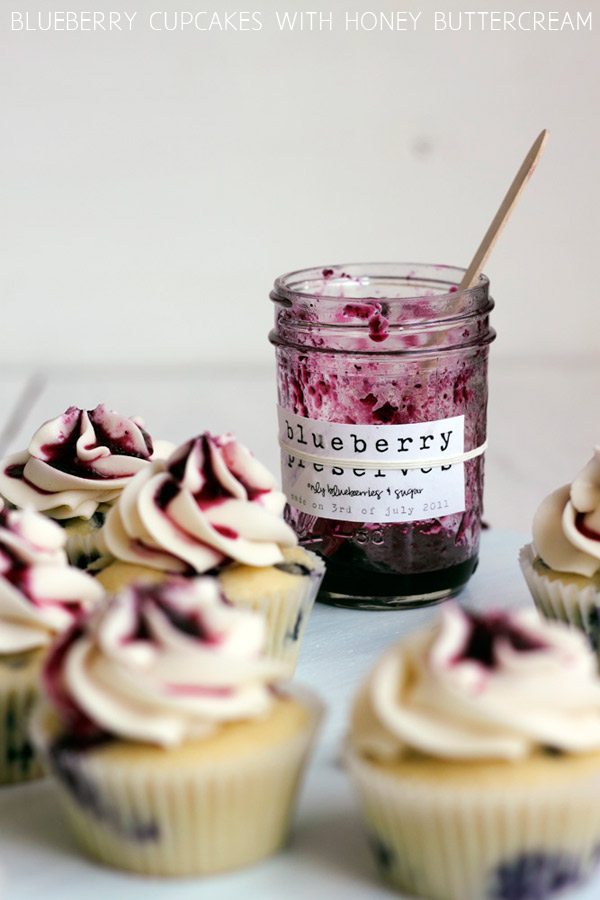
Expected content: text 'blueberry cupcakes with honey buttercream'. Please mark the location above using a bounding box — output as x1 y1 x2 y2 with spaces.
31 578 323 876
520 447 600 655
0 503 102 784
0 404 173 569
95 432 325 671
346 604 600 900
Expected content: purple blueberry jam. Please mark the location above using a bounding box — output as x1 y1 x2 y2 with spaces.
127 581 226 644
5 463 54 494
164 433 270 513
489 852 585 899
48 736 160 842
36 405 153 479
5 463 25 480
43 583 229 739
43 622 102 738
575 512 600 542
455 611 547 669
270 263 495 608
0 512 88 609
155 477 180 511
586 607 600 653
366 832 395 874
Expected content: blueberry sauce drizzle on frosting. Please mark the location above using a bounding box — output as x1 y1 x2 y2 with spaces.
0 405 173 520
533 447 600 577
351 605 600 761
42 578 286 746
101 432 297 574
0 504 103 653
454 611 547 669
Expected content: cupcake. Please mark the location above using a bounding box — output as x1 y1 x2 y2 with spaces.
31 578 323 876
0 503 103 784
346 604 600 900
520 447 600 654
95 432 325 671
0 404 172 569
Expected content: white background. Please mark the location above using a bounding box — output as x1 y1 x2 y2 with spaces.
1 0 599 366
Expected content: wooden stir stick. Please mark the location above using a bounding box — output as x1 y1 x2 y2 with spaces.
459 129 548 291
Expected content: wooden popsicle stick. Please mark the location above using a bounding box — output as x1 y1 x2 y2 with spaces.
459 129 548 291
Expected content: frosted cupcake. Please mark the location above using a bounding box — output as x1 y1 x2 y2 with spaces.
31 578 322 876
95 432 325 671
0 503 103 784
520 447 600 654
0 404 172 569
346 604 600 900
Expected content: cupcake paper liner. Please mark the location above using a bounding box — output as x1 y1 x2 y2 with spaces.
31 690 323 876
62 516 109 570
0 651 45 785
220 550 325 674
346 747 600 900
95 551 325 674
519 544 600 655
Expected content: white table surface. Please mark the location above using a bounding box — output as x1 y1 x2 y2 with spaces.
0 529 599 900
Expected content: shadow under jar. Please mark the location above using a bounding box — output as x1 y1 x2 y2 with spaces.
269 264 496 610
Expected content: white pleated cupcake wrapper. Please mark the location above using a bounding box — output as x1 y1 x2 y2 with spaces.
226 552 325 674
519 544 600 656
346 748 600 900
0 661 44 785
32 693 323 876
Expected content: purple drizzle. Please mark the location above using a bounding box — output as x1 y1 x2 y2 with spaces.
490 851 584 899
34 405 153 480
165 433 269 509
155 478 180 511
456 611 547 670
48 737 159 842
127 582 224 644
575 512 600 542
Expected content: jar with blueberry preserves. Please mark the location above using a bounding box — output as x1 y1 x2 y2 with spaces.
269 263 495 609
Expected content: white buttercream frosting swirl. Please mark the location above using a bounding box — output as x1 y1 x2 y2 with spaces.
101 432 297 574
0 404 172 520
533 447 600 578
351 604 600 761
43 578 286 746
0 504 104 653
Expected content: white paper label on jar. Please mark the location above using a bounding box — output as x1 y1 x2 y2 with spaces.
278 407 466 523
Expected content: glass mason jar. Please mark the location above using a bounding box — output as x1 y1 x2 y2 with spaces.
269 263 496 610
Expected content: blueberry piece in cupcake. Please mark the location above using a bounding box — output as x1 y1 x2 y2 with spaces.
31 577 323 876
0 502 103 784
0 404 173 569
346 604 600 900
96 432 325 672
520 446 600 654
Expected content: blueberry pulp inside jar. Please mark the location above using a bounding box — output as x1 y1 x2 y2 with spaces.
270 263 495 609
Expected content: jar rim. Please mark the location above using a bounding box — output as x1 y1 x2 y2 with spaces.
272 262 489 305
